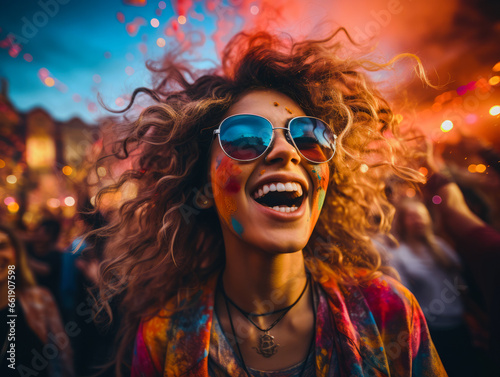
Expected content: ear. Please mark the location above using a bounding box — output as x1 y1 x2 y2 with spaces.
194 190 214 209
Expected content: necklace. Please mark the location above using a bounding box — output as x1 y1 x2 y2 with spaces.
219 275 316 377
220 275 309 358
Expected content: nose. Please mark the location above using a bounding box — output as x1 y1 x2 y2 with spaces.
264 129 301 165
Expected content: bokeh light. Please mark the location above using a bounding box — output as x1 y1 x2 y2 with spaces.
418 167 428 176
432 195 442 205
6 175 17 184
62 166 73 175
158 1 166 9
489 76 500 86
493 62 500 72
44 77 55 87
360 164 369 173
468 164 477 173
465 114 477 124
115 97 125 106
476 164 486 173
47 198 61 208
0 159 5 168
64 196 76 206
250 5 259 15
150 18 160 28
93 74 101 83
97 167 107 177
24 53 33 62
406 188 416 198
125 66 135 76
7 202 19 213
4 197 15 206
440 120 453 132
489 105 500 116
178 15 187 24
157 37 166 47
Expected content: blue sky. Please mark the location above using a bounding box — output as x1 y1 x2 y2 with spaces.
0 0 224 123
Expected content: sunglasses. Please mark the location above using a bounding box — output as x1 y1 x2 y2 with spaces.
213 114 337 163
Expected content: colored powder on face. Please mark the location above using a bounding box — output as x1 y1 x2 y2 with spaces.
225 178 241 194
317 188 326 211
215 155 222 169
273 102 279 106
231 217 244 236
285 107 293 114
260 169 266 175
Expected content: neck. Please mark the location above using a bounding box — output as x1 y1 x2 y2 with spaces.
222 245 308 314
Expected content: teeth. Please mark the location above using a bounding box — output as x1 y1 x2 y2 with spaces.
253 182 304 199
271 206 298 213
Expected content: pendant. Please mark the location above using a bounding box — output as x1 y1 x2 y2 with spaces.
254 331 279 358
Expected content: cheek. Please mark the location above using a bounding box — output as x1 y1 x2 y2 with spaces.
311 164 330 219
211 155 243 225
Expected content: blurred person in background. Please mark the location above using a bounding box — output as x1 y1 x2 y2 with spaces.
388 198 490 376
26 218 64 305
0 224 73 377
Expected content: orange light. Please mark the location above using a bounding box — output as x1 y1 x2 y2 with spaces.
360 164 369 173
493 62 500 72
489 76 500 86
468 164 477 173
418 167 428 176
7 202 19 213
476 164 486 173
62 166 73 175
44 77 55 87
178 15 186 24
406 188 416 198
0 159 5 168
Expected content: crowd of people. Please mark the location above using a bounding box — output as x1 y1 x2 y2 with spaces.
1 29 499 377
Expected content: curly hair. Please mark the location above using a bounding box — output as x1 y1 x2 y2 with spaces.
91 28 425 373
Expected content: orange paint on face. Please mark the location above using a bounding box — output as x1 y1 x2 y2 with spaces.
273 102 279 106
212 155 242 225
285 107 293 114
260 169 266 175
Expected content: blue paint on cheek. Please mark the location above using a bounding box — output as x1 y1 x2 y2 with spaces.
231 217 244 236
216 156 222 169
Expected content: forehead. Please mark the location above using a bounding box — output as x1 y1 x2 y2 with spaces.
226 90 306 122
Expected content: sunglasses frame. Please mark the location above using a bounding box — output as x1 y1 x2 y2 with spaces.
213 113 337 164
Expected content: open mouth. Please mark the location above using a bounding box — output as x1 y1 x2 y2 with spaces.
252 182 304 213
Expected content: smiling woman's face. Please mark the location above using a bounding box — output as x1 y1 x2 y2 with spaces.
209 90 330 254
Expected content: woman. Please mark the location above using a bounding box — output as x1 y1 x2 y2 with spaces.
94 30 446 376
389 199 480 376
0 225 73 377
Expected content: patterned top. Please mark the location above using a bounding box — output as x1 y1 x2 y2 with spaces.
207 280 329 377
131 271 447 377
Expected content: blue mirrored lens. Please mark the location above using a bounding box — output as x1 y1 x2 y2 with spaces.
289 117 335 162
219 115 273 160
